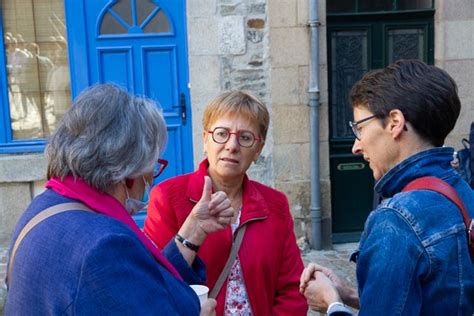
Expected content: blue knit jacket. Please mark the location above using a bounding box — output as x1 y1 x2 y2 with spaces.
5 189 205 315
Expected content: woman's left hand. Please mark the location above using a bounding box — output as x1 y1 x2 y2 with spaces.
303 271 342 313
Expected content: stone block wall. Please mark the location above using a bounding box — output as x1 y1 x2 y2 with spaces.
268 0 330 247
0 154 47 248
187 0 331 247
435 0 474 147
187 0 274 185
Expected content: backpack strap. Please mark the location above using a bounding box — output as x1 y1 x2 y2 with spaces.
7 202 94 286
402 176 474 261
469 122 474 187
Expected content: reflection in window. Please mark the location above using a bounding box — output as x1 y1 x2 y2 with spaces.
388 29 425 64
2 0 71 140
100 0 171 35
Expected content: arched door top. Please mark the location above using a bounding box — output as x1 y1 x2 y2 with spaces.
98 0 173 36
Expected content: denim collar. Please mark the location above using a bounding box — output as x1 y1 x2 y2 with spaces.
375 147 455 199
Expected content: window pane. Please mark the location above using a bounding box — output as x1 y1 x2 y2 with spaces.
330 30 368 138
358 0 394 12
327 0 356 13
111 0 133 26
100 12 129 34
100 0 171 34
398 0 433 10
143 10 171 33
136 0 158 26
2 0 71 140
387 28 425 64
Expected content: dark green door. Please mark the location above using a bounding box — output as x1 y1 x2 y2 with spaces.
328 11 434 242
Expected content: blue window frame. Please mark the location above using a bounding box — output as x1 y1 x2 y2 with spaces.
0 19 42 153
0 2 72 154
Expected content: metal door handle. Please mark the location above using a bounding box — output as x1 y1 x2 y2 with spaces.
172 93 186 124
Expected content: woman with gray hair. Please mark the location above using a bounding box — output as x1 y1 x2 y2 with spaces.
5 84 233 315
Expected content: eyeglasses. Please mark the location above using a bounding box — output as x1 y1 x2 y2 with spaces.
348 114 378 140
153 159 168 179
208 127 261 148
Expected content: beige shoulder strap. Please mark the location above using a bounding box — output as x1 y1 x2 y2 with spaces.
209 224 247 299
7 202 94 285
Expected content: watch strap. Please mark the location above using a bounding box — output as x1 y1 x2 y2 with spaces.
175 233 200 252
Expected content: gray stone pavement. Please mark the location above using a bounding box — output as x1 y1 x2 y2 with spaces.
302 243 359 316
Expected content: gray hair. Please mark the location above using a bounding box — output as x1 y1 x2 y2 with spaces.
46 84 168 192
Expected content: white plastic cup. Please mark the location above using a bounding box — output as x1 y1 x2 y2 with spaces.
190 284 209 306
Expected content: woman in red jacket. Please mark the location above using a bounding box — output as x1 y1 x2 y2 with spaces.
144 91 307 315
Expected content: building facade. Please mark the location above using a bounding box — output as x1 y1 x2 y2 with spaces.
0 0 473 306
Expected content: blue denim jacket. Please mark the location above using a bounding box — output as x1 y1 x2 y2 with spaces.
354 147 474 315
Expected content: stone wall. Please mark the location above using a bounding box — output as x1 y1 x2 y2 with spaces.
187 1 274 188
0 154 47 248
435 0 474 147
267 0 331 247
187 0 331 247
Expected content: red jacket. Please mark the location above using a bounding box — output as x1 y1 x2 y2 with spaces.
144 160 308 316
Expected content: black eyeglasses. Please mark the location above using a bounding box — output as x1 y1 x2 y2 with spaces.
153 159 168 179
208 127 261 148
348 115 378 140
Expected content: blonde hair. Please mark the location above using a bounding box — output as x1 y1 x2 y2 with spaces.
202 91 269 140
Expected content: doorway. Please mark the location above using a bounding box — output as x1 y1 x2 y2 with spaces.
327 7 434 242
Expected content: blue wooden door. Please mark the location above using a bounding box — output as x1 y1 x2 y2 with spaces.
64 0 193 183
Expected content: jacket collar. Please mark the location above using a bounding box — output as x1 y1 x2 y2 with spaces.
375 147 455 198
187 159 269 222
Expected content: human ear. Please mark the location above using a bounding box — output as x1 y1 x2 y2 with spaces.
253 143 264 162
202 130 209 153
388 109 406 139
125 178 134 188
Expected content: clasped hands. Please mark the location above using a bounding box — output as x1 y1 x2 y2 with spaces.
299 263 359 313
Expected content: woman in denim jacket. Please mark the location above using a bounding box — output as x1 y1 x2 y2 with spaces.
300 60 474 315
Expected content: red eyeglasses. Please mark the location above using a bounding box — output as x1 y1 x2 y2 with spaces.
153 159 168 179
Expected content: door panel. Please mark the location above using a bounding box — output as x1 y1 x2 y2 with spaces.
328 27 372 241
142 46 179 116
98 47 134 90
65 0 193 184
386 25 429 64
329 29 369 139
328 14 433 242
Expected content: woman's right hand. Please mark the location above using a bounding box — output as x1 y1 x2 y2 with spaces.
200 298 217 316
192 176 234 234
179 176 234 245
300 263 359 309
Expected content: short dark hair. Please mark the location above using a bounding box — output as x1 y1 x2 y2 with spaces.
350 59 461 147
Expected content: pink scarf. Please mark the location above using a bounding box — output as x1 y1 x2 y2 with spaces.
46 175 182 280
